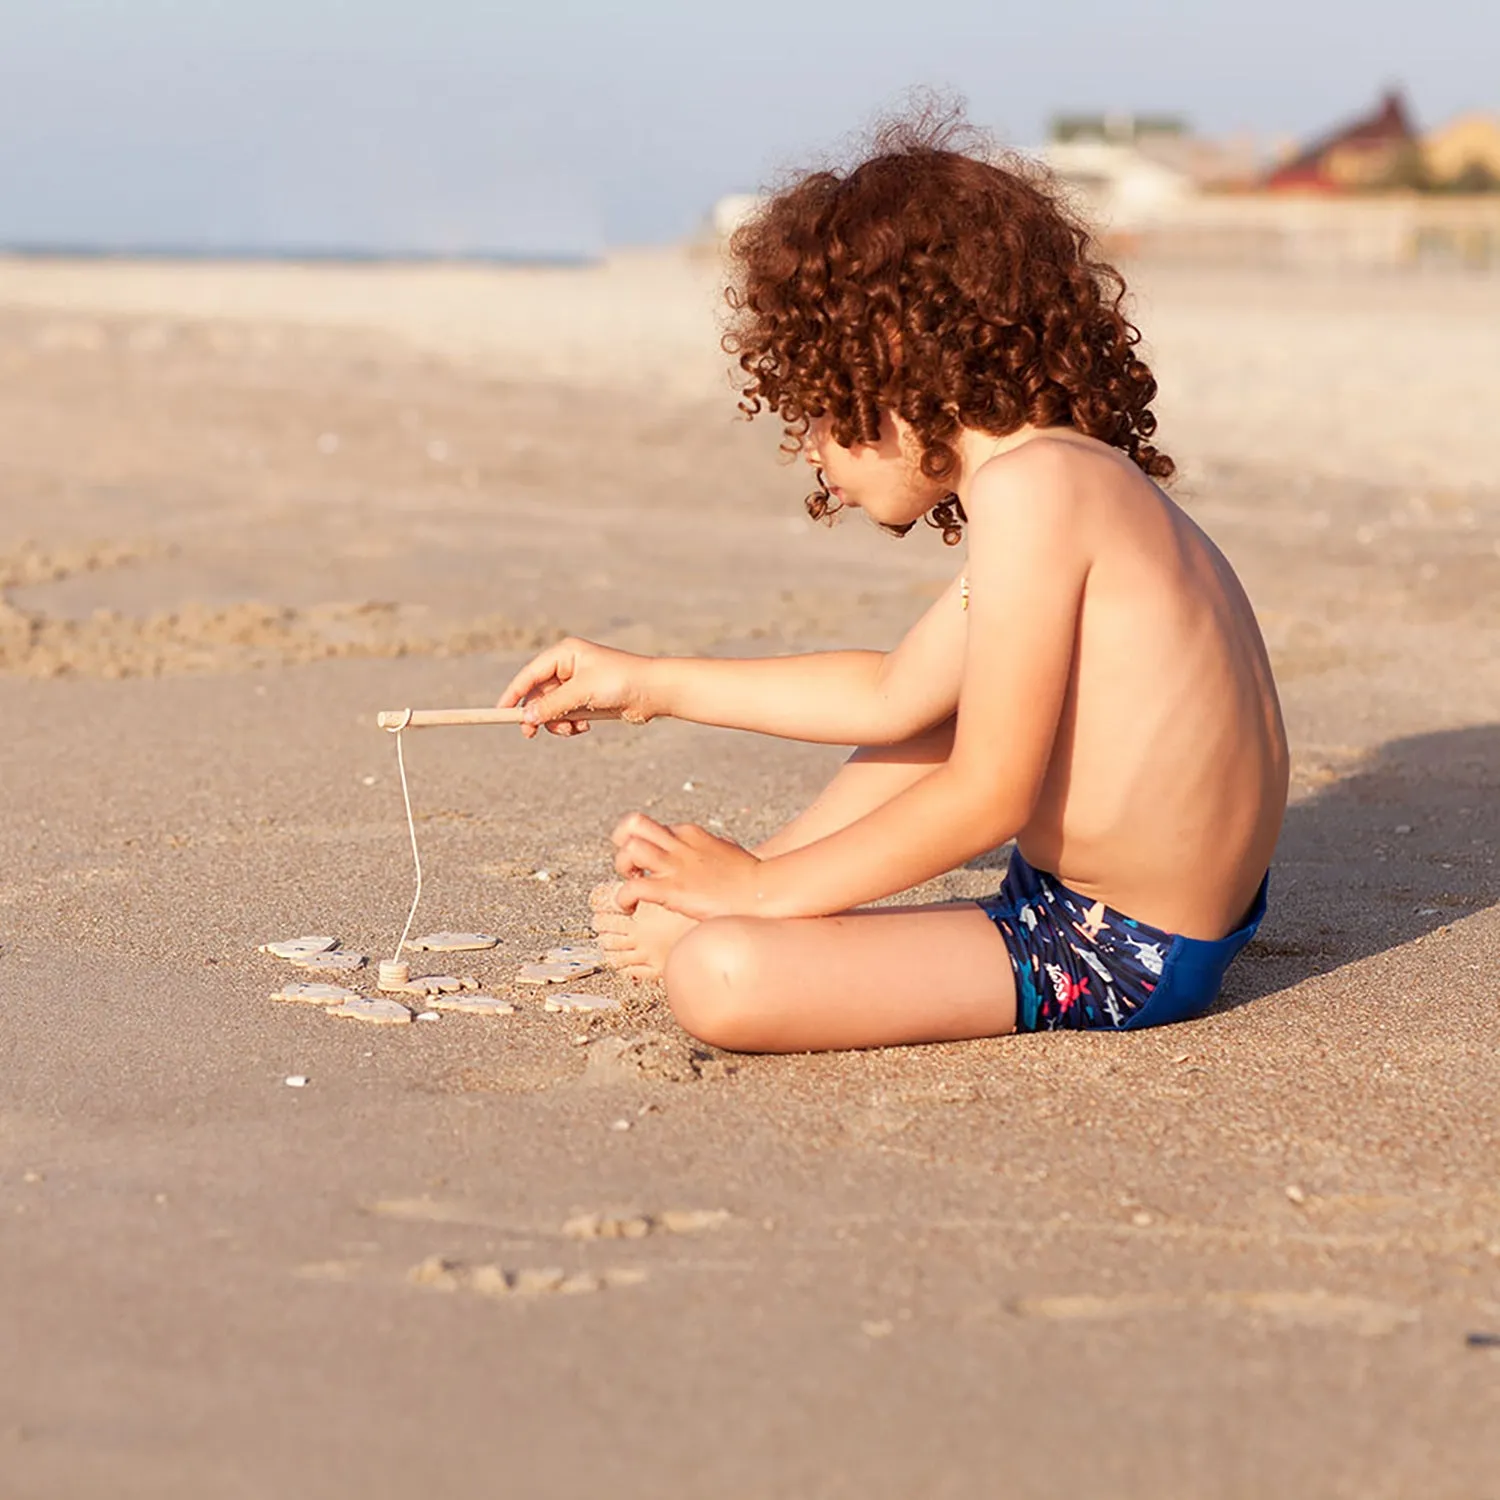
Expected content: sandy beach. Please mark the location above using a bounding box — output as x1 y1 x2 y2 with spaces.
1 249 1497 1498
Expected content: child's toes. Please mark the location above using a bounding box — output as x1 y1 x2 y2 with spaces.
620 962 661 983
590 882 627 914
591 910 632 937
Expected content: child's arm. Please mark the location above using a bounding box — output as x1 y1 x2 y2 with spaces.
499 574 968 746
614 447 1088 917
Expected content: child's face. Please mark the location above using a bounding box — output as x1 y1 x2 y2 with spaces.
804 412 948 532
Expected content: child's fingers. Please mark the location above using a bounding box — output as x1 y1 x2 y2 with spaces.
615 879 658 914
498 651 568 709
520 682 597 728
610 812 675 851
613 838 674 880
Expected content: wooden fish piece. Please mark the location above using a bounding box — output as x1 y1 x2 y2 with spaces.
543 992 621 1013
405 932 501 953
517 960 601 986
326 996 412 1026
428 994 517 1016
259 936 339 960
271 981 360 1005
288 950 367 973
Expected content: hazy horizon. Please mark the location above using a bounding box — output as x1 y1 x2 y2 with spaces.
1 0 1495 259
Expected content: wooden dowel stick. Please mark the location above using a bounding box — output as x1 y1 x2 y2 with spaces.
377 707 617 731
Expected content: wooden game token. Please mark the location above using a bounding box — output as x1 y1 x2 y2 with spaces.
405 932 500 953
259 936 339 960
543 992 621 1013
517 960 601 985
271 981 360 1005
428 993 517 1016
326 995 412 1025
288 950 366 973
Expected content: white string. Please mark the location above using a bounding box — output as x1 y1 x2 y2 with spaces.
391 726 423 965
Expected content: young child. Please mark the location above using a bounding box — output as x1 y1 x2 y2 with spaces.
499 115 1289 1054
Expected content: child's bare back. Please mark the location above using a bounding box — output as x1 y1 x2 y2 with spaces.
497 110 1288 1050
992 432 1286 941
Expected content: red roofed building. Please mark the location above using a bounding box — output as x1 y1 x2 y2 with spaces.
1266 90 1420 192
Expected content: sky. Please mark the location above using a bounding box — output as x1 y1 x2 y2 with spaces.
0 0 1494 257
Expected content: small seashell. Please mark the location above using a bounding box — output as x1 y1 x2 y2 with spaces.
271 981 360 1005
284 1075 309 1088
259 935 338 960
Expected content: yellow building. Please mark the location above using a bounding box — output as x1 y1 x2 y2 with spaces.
1423 113 1500 189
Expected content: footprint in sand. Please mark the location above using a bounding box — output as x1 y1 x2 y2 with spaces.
1013 1289 1418 1337
408 1255 647 1299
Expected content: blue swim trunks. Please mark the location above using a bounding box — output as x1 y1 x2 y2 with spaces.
976 850 1268 1032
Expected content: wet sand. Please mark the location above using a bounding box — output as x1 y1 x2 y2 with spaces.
1 251 1497 1498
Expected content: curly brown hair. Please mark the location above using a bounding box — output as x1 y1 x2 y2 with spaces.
723 105 1173 543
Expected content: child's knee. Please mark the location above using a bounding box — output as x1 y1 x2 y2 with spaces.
664 917 769 1050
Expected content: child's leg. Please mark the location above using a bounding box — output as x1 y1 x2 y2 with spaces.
592 720 956 977
665 903 1016 1053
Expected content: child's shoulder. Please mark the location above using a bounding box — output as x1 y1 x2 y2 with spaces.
969 431 1148 531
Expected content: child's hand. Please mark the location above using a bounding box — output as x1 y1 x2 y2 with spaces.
611 813 762 920
498 637 658 739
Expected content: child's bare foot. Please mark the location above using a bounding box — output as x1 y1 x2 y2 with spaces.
589 882 697 981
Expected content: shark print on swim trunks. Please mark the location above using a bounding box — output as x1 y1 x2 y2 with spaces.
975 849 1267 1033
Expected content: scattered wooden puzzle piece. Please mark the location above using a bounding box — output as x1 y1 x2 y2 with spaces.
405 932 500 953
543 992 621 1013
517 960 601 985
392 974 465 996
428 993 517 1016
259 936 339 960
326 995 413 1025
545 944 604 965
288 950 367 973
271 981 361 1005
